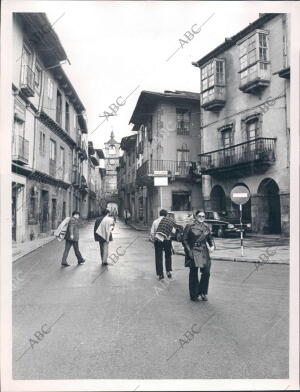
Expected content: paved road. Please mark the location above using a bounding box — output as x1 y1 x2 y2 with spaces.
13 220 289 379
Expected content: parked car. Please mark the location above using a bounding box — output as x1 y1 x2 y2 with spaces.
219 211 252 235
168 210 249 241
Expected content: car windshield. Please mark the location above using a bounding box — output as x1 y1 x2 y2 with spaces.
206 211 221 220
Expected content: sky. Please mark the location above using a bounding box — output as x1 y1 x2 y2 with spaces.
10 1 281 149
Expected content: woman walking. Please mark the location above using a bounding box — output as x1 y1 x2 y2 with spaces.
182 210 214 302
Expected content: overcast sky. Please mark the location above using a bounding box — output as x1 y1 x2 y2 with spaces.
10 1 285 149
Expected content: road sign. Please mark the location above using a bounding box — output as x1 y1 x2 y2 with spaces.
230 185 250 205
154 176 168 186
154 170 168 176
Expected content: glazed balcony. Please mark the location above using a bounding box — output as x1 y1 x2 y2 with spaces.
136 160 191 185
239 62 270 94
12 135 29 165
20 65 35 97
199 138 276 178
201 86 226 112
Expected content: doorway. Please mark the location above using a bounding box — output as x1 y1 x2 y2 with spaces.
41 190 49 233
172 191 191 211
257 178 281 234
51 198 57 229
210 185 226 212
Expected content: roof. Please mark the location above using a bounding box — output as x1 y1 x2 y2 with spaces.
129 90 200 125
192 13 280 68
16 13 88 133
120 134 137 151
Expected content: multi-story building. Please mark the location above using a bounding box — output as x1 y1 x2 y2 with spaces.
192 13 290 235
12 13 89 243
130 90 202 224
118 134 137 221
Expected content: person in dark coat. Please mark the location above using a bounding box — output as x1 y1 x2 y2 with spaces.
182 210 214 301
61 211 85 267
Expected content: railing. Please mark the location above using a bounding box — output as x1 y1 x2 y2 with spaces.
177 121 190 135
12 135 29 164
137 160 192 178
20 65 35 97
199 138 276 172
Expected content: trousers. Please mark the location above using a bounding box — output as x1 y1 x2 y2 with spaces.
154 239 172 276
189 265 210 298
99 241 109 264
61 240 84 264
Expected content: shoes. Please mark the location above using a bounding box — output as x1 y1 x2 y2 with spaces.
61 263 71 267
190 297 200 302
200 294 208 301
167 272 172 279
78 259 86 265
158 275 164 280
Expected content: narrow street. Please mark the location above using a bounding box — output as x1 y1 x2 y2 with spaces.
12 220 288 379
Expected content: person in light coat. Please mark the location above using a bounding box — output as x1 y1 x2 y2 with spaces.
95 209 115 266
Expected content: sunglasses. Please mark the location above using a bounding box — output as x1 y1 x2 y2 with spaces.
197 214 205 218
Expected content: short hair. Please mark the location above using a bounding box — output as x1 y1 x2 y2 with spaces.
72 210 80 217
101 208 110 215
195 210 205 217
159 209 168 217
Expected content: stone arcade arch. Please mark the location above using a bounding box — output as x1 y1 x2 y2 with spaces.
256 178 281 234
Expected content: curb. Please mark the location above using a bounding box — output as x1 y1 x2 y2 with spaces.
13 236 56 262
175 251 289 265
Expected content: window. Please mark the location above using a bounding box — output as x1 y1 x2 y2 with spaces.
221 128 233 149
50 139 56 160
65 101 70 132
177 148 190 171
246 118 259 152
34 63 42 92
47 78 53 100
74 112 78 130
60 146 65 179
176 109 190 135
201 59 225 106
56 90 62 125
238 30 269 85
282 16 289 68
39 131 46 155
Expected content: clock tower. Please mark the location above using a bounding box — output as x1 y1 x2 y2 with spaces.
103 131 120 199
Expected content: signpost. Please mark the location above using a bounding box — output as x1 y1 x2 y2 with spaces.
230 185 251 257
154 171 168 211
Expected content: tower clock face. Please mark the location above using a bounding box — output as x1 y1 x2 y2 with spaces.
109 159 115 165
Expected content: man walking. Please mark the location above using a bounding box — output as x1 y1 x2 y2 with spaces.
95 209 114 266
61 211 85 267
150 209 175 280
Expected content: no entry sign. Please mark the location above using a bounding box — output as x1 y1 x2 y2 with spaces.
230 185 250 205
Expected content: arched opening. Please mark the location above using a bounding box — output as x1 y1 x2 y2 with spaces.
257 178 281 234
210 185 226 212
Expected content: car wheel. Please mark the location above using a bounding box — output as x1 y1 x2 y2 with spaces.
217 227 224 238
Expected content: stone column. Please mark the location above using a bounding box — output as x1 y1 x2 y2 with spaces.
251 194 268 234
202 175 212 211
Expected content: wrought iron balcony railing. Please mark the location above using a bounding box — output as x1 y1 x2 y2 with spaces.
20 65 35 97
137 160 192 182
199 137 276 174
12 135 29 165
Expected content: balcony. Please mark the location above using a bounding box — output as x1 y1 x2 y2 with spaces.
199 138 276 178
20 65 35 97
239 62 270 94
72 170 81 187
136 160 192 186
12 135 29 165
201 86 226 112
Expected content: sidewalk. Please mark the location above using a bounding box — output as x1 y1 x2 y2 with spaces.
127 221 150 231
12 220 91 262
172 235 289 264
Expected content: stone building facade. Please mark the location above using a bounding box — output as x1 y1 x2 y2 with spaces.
193 13 290 236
